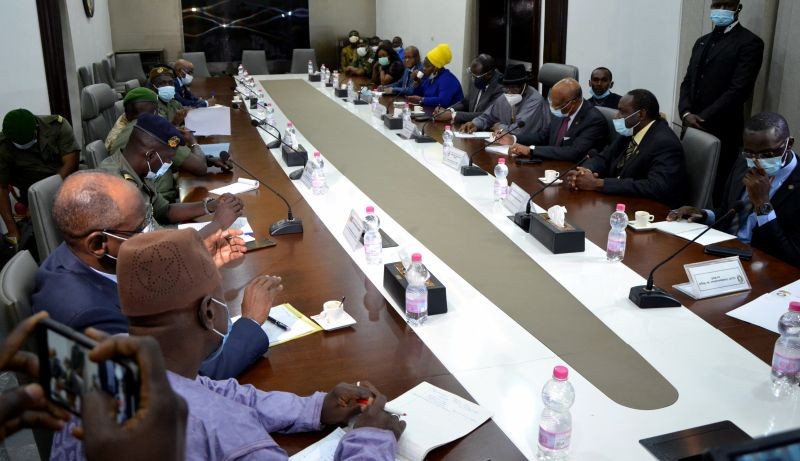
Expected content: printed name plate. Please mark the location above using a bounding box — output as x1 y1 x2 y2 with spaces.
342 209 365 251
443 147 468 171
673 256 750 300
504 182 531 214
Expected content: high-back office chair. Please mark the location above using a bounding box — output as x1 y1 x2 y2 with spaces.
28 175 63 261
78 66 93 92
84 140 110 169
595 106 620 147
681 127 720 209
538 63 579 98
93 60 138 96
181 52 211 77
114 99 124 119
81 83 118 145
242 50 270 75
115 53 147 86
291 48 317 73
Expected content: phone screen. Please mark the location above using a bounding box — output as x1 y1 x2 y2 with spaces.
40 321 139 422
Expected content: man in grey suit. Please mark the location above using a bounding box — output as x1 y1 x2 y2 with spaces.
434 54 503 124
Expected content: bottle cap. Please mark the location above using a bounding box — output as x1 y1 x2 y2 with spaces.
498 158 506 164
616 204 626 212
313 151 321 157
267 102 272 107
790 301 800 312
287 122 293 127
404 103 410 108
411 253 422 263
366 206 375 213
445 125 451 130
553 365 568 380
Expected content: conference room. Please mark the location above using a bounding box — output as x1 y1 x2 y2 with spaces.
1 0 800 460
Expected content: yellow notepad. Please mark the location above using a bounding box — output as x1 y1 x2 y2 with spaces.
233 303 322 347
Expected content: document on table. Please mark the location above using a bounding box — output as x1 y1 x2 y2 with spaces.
652 220 736 246
727 278 800 333
209 178 259 195
290 428 346 461
232 304 321 347
454 131 492 139
485 145 510 155
178 217 256 242
185 105 231 136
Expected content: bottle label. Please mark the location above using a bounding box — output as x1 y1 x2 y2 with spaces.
607 239 625 253
538 426 571 450
405 295 427 314
772 351 800 374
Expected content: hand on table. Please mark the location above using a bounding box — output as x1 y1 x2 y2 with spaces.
666 206 706 222
172 109 189 127
206 155 233 172
353 393 406 441
508 143 531 157
210 194 244 229
321 382 374 426
203 228 247 268
460 122 477 134
405 95 422 105
565 167 602 191
241 275 284 325
433 107 451 122
206 96 217 107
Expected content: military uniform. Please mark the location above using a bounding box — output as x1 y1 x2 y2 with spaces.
108 121 192 203
351 52 375 79
0 115 79 203
340 46 357 71
105 114 130 152
98 151 171 224
157 98 185 126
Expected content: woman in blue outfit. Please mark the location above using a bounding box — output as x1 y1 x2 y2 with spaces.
406 43 464 108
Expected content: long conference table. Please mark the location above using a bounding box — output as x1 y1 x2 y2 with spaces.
180 75 800 460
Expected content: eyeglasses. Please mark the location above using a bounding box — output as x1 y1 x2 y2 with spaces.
102 206 156 240
549 97 577 112
467 68 490 79
742 139 790 160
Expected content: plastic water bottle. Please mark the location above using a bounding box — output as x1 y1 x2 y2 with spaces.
493 158 509 202
402 103 411 123
332 70 339 88
237 64 244 78
443 125 454 156
285 122 299 149
771 301 800 396
405 253 429 326
265 103 275 127
538 365 575 460
347 79 355 102
606 204 628 262
311 151 327 195
256 91 266 118
307 60 314 75
363 206 382 265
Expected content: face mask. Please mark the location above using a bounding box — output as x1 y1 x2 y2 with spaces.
505 93 523 106
204 297 233 363
157 85 175 101
378 56 390 66
181 73 194 86
12 138 37 150
549 99 573 118
349 35 359 44
710 9 735 27
474 75 489 91
613 110 641 137
371 46 378 52
395 47 403 54
745 140 789 176
591 88 610 99
144 152 172 180
356 47 367 57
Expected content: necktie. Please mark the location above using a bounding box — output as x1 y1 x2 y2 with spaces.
555 117 570 146
615 139 638 174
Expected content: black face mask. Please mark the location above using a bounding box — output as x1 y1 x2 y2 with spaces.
474 78 489 91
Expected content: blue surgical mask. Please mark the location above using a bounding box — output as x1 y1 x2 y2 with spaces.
181 73 194 86
549 99 572 118
12 138 37 150
204 297 232 363
378 56 390 67
144 151 172 180
591 88 610 99
157 85 176 101
394 47 403 54
745 140 789 177
710 9 735 27
613 110 641 137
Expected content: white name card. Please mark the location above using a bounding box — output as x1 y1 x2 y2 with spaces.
504 182 531 214
443 147 468 170
300 165 313 190
373 104 387 118
673 256 751 300
342 209 365 251
399 120 417 140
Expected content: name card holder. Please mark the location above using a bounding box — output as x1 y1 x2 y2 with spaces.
372 104 387 118
397 120 418 140
443 147 468 171
343 209 365 251
504 182 530 215
299 165 313 190
673 256 750 300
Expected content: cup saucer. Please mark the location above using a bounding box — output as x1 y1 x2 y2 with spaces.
311 310 357 331
627 222 656 232
538 177 563 185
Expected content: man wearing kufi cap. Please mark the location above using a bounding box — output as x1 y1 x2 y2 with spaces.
51 228 406 459
99 113 243 227
406 43 464 108
461 63 550 142
0 109 79 244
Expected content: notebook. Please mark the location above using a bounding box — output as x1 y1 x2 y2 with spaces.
178 217 256 242
209 178 259 195
232 304 321 347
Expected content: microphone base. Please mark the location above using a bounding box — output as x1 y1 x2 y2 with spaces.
629 285 681 309
269 218 303 236
513 212 532 231
288 169 304 180
460 165 488 176
414 134 436 143
266 139 281 149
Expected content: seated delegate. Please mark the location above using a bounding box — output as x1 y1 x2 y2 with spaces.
406 43 464 108
371 41 405 86
435 54 504 124
383 46 421 97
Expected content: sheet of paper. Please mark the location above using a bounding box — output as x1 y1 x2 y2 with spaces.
178 217 256 242
185 106 231 136
209 178 259 195
652 220 736 246
200 143 230 157
390 382 492 461
454 131 492 139
289 428 346 461
485 145 510 155
232 304 321 347
727 278 800 333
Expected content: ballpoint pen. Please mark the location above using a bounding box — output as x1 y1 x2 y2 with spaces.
267 316 289 331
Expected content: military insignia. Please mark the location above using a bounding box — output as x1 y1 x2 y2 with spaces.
122 173 136 182
56 115 63 123
168 136 179 148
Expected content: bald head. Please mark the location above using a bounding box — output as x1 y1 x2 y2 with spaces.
53 170 145 242
548 78 583 117
174 59 193 73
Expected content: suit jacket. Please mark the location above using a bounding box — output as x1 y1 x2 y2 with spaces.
175 80 207 108
472 86 550 142
31 242 269 380
451 70 504 123
713 153 800 267
583 119 687 207
517 100 609 162
678 23 764 136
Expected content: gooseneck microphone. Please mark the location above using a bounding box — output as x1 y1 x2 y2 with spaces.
219 151 303 236
460 121 526 176
513 154 592 230
250 119 306 180
629 200 746 308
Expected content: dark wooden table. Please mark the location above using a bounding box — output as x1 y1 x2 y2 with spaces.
181 76 799 459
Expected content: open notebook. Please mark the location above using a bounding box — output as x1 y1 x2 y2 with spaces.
232 304 321 347
290 382 492 461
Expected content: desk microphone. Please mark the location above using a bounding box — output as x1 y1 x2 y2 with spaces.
460 121 526 176
219 151 303 236
415 104 457 143
512 153 592 230
250 119 306 180
629 200 745 308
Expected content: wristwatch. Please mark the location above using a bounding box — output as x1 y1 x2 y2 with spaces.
756 202 774 216
449 108 456 123
202 197 214 215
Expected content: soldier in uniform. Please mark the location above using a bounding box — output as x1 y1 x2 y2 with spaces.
149 66 187 126
344 38 375 79
98 113 242 228
0 109 79 244
340 30 360 71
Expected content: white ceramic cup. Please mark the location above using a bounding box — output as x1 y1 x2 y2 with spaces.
322 300 345 323
413 105 423 113
635 211 655 227
544 170 560 181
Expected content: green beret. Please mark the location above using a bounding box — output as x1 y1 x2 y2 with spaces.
123 87 158 105
2 109 37 144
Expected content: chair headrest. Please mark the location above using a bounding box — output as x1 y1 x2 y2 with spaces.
81 83 117 119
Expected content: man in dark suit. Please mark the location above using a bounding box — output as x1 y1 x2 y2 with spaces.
31 170 276 380
565 89 687 208
587 67 622 109
505 78 608 162
679 0 764 203
434 54 504 124
669 113 800 267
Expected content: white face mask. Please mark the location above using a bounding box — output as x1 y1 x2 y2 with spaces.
504 93 523 106
356 47 367 57
181 73 194 86
144 151 172 180
371 46 378 52
12 138 37 150
349 35 359 44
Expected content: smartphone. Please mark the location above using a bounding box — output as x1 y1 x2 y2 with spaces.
36 318 140 422
704 244 753 261
245 237 277 251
